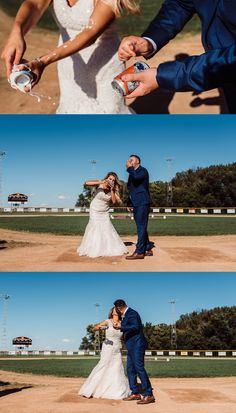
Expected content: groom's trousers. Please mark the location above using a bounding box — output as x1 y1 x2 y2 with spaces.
126 343 152 396
133 204 152 254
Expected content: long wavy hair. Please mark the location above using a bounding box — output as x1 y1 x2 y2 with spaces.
103 171 122 203
108 306 121 320
101 0 140 16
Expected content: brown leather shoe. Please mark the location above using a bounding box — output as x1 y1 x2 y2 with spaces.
145 249 153 256
123 394 141 401
126 253 144 260
137 395 155 404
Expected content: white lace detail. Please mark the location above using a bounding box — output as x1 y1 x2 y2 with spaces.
52 0 133 113
79 319 130 399
77 188 128 257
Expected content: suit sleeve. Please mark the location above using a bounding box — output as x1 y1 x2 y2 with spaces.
127 167 148 182
157 44 236 92
142 0 195 52
121 313 140 334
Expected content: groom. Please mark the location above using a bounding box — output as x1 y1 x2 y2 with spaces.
113 299 155 405
126 154 153 260
118 0 236 113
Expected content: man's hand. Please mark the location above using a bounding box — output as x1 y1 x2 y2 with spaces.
118 36 153 61
126 159 132 168
122 68 158 99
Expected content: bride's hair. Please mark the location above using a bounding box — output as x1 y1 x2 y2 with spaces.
108 306 121 320
103 171 122 203
101 0 140 16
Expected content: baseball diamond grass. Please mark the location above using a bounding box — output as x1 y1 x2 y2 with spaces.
0 1 201 36
0 216 236 236
0 358 236 378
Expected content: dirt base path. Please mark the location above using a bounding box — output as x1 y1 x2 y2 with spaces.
0 229 236 271
0 9 228 114
0 370 236 413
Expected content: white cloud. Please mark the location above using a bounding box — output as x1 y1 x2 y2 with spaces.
58 195 71 200
62 338 71 343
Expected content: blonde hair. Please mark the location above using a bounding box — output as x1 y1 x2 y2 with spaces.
108 307 121 320
102 0 140 16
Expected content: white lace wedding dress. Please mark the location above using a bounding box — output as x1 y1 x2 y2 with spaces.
79 320 130 399
77 188 128 257
52 0 132 114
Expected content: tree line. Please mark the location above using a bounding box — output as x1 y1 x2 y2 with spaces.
76 162 236 207
79 306 236 350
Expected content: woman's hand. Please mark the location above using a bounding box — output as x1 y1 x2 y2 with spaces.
113 321 121 330
18 58 46 89
1 28 26 78
105 179 115 189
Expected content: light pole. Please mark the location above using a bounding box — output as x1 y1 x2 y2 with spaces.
89 160 98 199
169 299 177 349
94 303 100 354
0 294 10 351
165 157 173 206
0 151 6 210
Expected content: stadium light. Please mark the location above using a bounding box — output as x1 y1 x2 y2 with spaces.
0 151 6 209
165 157 174 206
169 299 177 349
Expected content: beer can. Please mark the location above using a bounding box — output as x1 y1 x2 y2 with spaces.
9 66 35 93
111 61 150 96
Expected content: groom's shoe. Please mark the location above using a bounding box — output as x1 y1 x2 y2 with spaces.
123 394 142 401
137 395 155 404
125 253 144 260
145 249 153 256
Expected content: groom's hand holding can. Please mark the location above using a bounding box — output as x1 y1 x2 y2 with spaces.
126 159 132 168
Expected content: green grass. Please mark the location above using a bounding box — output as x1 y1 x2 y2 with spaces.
0 358 235 378
0 0 201 36
0 216 236 236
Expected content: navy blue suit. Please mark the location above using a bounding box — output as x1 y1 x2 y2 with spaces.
121 308 152 396
127 165 152 254
142 0 236 113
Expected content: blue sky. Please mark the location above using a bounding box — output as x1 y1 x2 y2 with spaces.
0 272 235 351
1 115 236 207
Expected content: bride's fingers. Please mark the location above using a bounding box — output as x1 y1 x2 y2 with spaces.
3 50 15 78
14 50 24 66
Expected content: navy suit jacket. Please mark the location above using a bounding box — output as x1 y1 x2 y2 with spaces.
121 308 148 349
143 0 236 92
127 165 151 207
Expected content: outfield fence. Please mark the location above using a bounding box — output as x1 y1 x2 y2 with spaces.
1 207 236 215
1 349 236 357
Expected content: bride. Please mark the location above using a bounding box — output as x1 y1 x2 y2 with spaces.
79 306 130 399
1 0 140 114
78 172 128 257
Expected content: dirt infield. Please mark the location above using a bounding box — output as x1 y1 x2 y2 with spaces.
0 9 228 114
0 229 236 271
0 370 236 413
